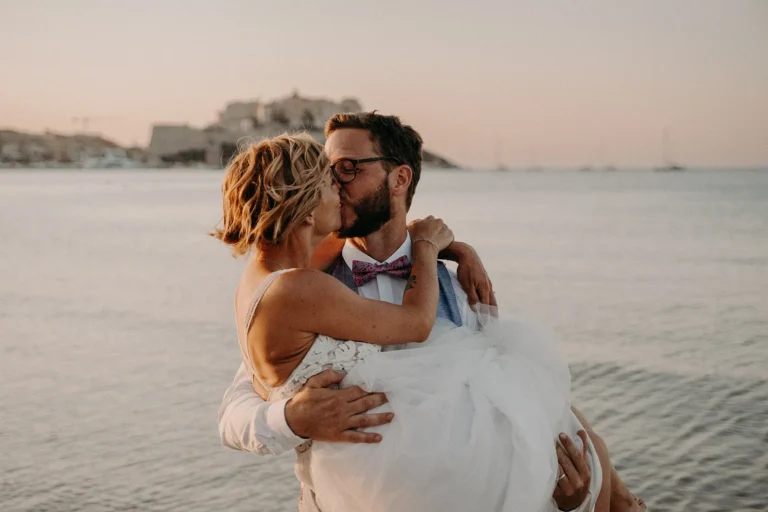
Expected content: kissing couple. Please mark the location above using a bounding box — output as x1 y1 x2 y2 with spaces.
215 112 646 511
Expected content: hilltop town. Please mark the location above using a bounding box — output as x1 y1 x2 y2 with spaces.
0 92 457 169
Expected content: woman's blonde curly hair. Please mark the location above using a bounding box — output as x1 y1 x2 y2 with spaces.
212 133 330 256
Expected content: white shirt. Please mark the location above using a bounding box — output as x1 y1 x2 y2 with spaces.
218 234 476 455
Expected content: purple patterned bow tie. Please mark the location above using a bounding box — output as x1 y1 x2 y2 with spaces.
351 255 412 287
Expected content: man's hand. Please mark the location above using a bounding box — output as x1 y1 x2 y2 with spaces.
553 431 592 511
441 241 496 308
284 369 393 443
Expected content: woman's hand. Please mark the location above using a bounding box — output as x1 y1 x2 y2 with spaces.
408 216 455 252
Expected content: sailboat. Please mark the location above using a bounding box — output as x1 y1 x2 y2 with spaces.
493 138 510 172
654 127 686 172
525 145 543 172
600 142 617 171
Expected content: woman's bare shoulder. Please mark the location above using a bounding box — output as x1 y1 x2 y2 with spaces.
263 268 347 303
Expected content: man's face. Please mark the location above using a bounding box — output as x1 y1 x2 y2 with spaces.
325 128 393 237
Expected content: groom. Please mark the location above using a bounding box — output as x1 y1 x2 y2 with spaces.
218 112 597 511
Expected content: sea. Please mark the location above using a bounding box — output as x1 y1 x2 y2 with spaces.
1 168 766 512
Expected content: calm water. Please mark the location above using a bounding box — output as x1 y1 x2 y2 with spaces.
1 169 767 512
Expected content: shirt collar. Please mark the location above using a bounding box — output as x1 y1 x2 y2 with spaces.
341 232 412 269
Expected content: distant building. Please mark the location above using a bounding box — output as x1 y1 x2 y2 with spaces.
218 101 264 132
0 130 120 165
148 124 210 161
262 92 362 131
0 141 22 161
148 92 363 166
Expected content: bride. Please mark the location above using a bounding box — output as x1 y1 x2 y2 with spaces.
214 133 616 511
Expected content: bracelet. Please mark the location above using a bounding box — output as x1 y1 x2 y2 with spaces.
412 238 440 253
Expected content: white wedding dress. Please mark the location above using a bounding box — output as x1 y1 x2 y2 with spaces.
240 270 591 512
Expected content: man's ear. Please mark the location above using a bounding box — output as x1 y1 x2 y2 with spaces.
390 165 412 202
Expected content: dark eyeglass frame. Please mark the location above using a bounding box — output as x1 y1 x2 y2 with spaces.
330 156 402 184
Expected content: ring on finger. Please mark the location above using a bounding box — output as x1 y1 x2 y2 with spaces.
557 473 567 481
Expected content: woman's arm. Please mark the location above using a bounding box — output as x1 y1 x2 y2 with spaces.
264 217 453 345
312 230 495 308
270 241 439 345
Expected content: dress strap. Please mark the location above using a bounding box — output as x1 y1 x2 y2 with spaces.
237 269 295 396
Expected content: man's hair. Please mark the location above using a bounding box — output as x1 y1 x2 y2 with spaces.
325 112 423 210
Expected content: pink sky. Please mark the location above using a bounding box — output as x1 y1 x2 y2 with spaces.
1 0 766 167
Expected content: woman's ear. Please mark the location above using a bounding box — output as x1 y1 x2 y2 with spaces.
305 211 316 227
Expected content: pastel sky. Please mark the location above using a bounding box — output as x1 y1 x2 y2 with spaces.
1 0 766 167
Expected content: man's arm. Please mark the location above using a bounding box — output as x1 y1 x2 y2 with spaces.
218 364 394 455
439 241 496 308
218 363 305 455
444 242 498 331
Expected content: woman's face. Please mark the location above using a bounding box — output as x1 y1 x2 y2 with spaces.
311 172 342 236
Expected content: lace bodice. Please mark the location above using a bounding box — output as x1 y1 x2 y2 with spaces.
267 334 380 400
238 269 381 402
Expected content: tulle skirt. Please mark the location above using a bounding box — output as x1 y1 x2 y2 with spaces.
306 314 590 512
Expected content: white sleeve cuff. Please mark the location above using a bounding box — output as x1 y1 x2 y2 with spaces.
266 398 306 451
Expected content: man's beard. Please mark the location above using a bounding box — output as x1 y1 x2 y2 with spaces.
338 179 392 238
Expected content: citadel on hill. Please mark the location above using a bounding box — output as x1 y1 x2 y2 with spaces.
148 92 456 168
148 91 362 166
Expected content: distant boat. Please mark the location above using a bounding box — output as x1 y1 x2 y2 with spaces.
493 138 510 172
654 127 686 172
595 141 617 172
579 166 594 172
655 163 685 172
82 149 144 169
526 145 543 172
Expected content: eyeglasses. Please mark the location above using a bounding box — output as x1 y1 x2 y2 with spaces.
330 156 402 184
